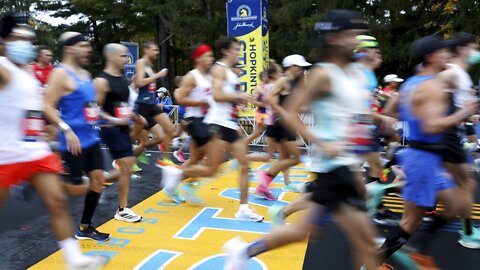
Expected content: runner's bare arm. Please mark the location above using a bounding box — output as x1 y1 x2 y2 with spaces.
210 65 246 103
382 92 400 118
249 85 265 107
174 72 208 107
280 67 331 142
134 59 165 88
416 79 478 133
43 68 72 127
94 77 110 106
0 64 10 90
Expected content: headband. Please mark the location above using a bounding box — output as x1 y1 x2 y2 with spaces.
191 44 212 60
63 34 86 46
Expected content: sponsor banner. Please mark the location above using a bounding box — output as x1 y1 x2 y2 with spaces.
227 0 268 117
121 42 139 80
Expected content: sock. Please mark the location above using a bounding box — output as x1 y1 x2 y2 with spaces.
58 238 86 266
80 190 101 226
378 226 411 260
427 215 448 233
239 204 249 212
265 173 275 185
246 240 269 258
119 207 125 212
462 218 473 235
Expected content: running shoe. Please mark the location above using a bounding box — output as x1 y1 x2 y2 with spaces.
256 171 273 188
222 237 249 270
137 151 149 164
373 209 400 226
75 225 110 241
235 207 264 222
409 253 439 269
114 207 142 223
173 150 185 163
182 182 203 204
268 204 285 227
69 255 110 270
160 166 182 193
458 227 480 249
132 163 143 172
155 158 178 168
255 185 277 200
283 183 300 193
163 188 186 204
159 143 165 152
112 160 120 170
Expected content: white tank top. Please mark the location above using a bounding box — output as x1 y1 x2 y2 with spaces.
0 57 51 165
447 63 475 108
185 69 212 118
204 62 240 130
310 63 371 173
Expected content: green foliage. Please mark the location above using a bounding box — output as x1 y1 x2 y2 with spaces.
2 0 480 84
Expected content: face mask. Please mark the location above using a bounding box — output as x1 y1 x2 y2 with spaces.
467 50 480 65
6 40 37 65
353 52 368 59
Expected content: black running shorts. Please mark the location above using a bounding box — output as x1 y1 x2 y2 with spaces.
186 117 211 147
209 124 239 143
441 129 466 164
62 143 104 185
100 126 133 160
266 121 296 143
136 103 164 130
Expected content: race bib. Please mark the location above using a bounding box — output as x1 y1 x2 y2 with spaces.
84 102 100 125
148 82 156 93
349 113 373 148
23 110 46 142
113 102 132 119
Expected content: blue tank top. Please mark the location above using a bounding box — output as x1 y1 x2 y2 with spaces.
136 66 157 105
399 75 443 143
362 68 378 92
57 66 100 151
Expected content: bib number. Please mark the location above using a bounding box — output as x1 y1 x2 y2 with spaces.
84 102 100 125
349 114 373 149
23 110 46 142
113 102 132 119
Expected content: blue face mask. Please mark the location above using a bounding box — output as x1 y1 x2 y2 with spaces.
353 52 368 59
6 40 37 65
468 50 480 65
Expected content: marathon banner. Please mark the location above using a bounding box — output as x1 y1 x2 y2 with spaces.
121 41 139 80
262 0 269 72
227 0 268 117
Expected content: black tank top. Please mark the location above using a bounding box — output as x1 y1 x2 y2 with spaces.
279 78 299 106
97 71 130 117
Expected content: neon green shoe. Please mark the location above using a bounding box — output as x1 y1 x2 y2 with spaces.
132 163 142 172
137 151 149 164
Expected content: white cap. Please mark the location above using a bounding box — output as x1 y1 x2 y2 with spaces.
156 87 168 93
384 74 404 83
282 54 311 68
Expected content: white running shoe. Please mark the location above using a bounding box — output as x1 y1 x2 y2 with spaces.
114 207 142 223
161 166 182 194
69 255 109 270
222 237 249 270
235 208 264 222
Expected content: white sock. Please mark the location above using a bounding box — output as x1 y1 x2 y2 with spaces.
58 238 88 266
239 204 249 212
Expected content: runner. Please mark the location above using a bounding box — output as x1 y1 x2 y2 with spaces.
32 46 53 86
377 35 480 264
134 41 175 167
94 43 143 223
223 9 379 270
255 54 311 200
163 37 264 222
44 31 110 241
437 32 480 248
0 13 107 269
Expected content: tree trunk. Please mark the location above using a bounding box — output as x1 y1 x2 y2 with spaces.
156 14 170 89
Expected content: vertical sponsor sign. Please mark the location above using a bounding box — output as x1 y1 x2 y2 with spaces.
121 41 139 80
262 0 269 71
227 0 268 117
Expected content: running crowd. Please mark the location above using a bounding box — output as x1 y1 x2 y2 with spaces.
1 8 480 270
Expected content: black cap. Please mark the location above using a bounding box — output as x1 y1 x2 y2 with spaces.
0 12 29 38
409 35 455 60
451 32 476 48
314 9 368 33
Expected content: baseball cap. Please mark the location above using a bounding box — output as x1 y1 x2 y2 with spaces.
314 9 368 33
282 54 311 68
384 74 404 83
156 87 168 94
409 35 455 60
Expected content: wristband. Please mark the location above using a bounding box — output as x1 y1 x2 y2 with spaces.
58 121 71 132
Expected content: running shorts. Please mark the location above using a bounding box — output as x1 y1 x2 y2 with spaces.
100 126 133 160
62 143 104 185
186 117 211 147
136 103 164 130
209 124 239 143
